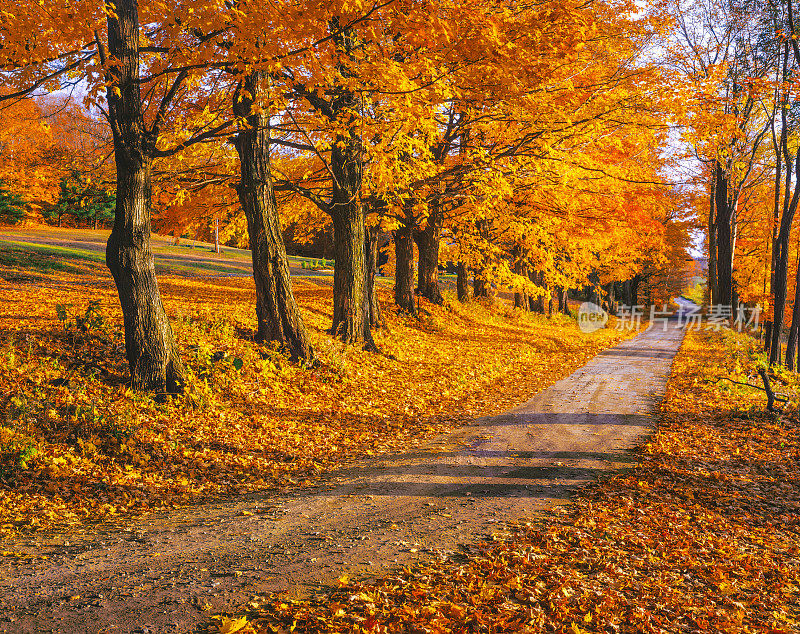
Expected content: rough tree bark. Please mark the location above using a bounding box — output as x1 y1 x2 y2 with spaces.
715 161 735 308
233 72 315 363
103 0 185 393
513 247 526 309
606 282 617 315
456 262 469 301
786 270 800 371
328 23 373 348
766 41 790 352
415 202 444 304
708 169 719 306
769 143 800 365
365 223 385 329
330 178 370 344
530 270 545 313
394 220 416 314
473 271 489 298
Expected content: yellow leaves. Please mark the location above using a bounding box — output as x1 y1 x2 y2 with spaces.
337 574 350 587
1 550 34 559
213 616 250 634
102 2 119 20
223 329 800 633
0 234 628 542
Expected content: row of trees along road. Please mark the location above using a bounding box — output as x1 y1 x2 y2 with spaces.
0 0 688 392
671 0 800 369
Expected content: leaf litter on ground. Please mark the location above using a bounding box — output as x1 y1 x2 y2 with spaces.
0 258 628 538
221 329 800 633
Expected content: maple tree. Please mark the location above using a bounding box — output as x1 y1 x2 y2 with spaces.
232 71 315 362
3 0 799 629
667 0 768 309
0 0 253 391
0 95 63 219
666 0 800 369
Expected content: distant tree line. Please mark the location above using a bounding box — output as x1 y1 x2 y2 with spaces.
0 172 114 229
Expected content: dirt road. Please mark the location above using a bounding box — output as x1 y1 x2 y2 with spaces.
0 323 684 633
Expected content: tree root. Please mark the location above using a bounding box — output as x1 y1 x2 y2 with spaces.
714 372 790 413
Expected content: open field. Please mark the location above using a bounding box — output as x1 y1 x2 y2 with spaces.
0 227 343 281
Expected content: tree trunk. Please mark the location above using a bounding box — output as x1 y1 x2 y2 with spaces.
513 247 525 309
104 0 184 394
527 270 537 312
233 72 314 363
214 218 221 254
394 223 416 314
521 265 530 311
415 203 443 304
456 261 469 301
606 282 616 314
630 276 641 306
768 43 791 352
787 273 800 370
769 144 800 365
708 169 719 306
473 271 488 298
328 23 373 349
715 161 734 307
331 190 371 345
531 271 545 313
365 223 385 329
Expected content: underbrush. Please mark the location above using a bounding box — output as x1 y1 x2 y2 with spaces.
0 265 627 536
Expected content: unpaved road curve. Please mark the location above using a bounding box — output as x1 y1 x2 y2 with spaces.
0 323 684 634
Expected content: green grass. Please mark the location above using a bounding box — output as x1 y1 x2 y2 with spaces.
0 235 342 280
0 239 105 263
0 247 90 276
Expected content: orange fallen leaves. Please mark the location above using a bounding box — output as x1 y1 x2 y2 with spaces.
235 330 800 633
0 252 626 536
